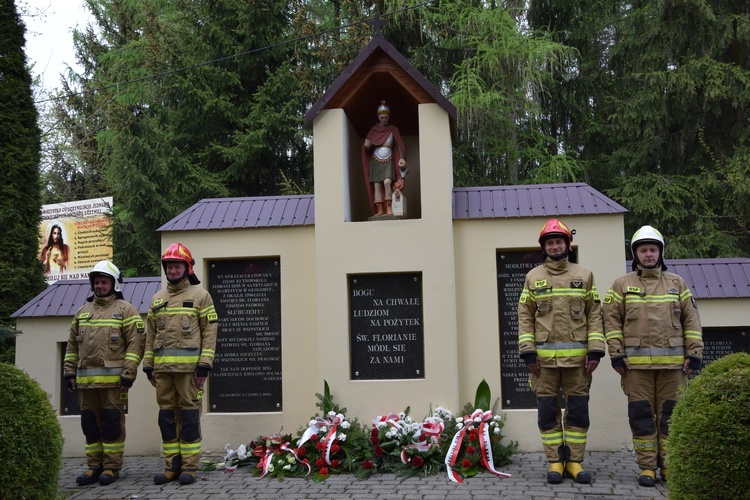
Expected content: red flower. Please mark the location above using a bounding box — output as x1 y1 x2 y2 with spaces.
302 458 309 464
371 428 379 436
331 459 339 468
253 445 265 458
370 435 380 445
466 446 475 454
297 446 306 457
315 459 324 467
461 459 472 468
316 442 324 450
412 456 424 467
319 467 329 476
469 431 478 441
374 446 384 457
362 460 374 470
310 434 319 441
331 444 340 454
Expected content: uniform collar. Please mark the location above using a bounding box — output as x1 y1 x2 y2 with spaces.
167 279 190 294
544 257 569 274
637 265 662 279
92 293 117 306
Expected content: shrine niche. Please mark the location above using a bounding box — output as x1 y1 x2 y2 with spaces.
304 21 457 223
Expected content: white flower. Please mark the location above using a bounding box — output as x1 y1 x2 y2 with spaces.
457 422 464 430
386 428 398 439
493 427 501 435
327 411 336 417
237 444 248 460
267 464 275 472
340 421 351 430
337 432 347 442
283 464 291 471
336 413 345 420
309 419 317 427
399 412 407 419
474 416 482 423
287 454 296 464
456 417 464 423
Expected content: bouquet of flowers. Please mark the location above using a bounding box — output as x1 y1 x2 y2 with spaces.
360 408 448 478
441 381 518 483
249 433 310 480
295 382 369 481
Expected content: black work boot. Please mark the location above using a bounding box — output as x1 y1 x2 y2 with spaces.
98 470 119 485
179 471 196 485
76 469 102 485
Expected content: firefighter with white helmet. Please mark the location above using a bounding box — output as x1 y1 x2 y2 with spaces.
518 219 605 484
143 243 217 485
64 260 144 486
603 226 703 486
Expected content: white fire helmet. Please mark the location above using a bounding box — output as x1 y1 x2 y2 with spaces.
631 225 665 257
89 260 123 293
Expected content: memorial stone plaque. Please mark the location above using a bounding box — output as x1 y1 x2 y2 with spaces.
690 327 749 377
497 250 544 409
349 273 424 380
208 259 282 412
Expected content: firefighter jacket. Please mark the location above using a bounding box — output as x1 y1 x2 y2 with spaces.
143 280 217 373
64 294 145 388
518 257 605 368
603 266 703 369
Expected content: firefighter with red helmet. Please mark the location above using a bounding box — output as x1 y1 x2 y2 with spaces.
143 243 217 485
603 226 703 486
518 219 605 484
64 260 144 486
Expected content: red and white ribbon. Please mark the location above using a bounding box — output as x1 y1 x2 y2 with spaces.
298 413 343 466
444 410 511 483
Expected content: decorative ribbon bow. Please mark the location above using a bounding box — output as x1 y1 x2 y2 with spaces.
257 440 311 478
400 420 445 464
372 413 401 429
444 410 511 483
298 412 344 466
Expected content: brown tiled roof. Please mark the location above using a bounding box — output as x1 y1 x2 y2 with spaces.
452 183 628 218
11 277 161 318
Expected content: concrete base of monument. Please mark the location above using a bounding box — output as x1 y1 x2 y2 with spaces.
367 214 405 221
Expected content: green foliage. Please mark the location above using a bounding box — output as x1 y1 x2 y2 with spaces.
0 363 63 499
667 353 750 500
474 379 491 410
0 0 47 356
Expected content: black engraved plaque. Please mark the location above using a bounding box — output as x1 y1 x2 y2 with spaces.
349 273 424 380
497 250 544 409
691 327 749 377
208 258 282 412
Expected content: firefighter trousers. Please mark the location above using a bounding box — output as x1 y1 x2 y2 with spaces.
154 372 203 472
622 368 685 471
78 387 127 471
531 366 591 463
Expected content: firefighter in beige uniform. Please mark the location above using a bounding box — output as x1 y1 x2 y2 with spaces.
143 243 217 485
603 226 702 487
64 261 144 486
518 219 605 484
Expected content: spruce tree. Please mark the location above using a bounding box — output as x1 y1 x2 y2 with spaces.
0 0 47 362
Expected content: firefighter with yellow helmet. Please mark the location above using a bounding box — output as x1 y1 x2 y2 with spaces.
518 219 605 484
64 260 145 486
603 226 703 486
143 243 217 485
